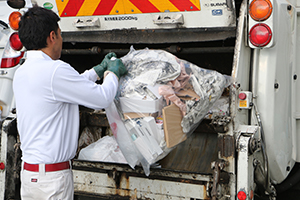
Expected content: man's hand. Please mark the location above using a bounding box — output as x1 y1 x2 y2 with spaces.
105 58 127 80
93 52 117 79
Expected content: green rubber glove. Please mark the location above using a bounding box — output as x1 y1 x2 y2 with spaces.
106 58 127 80
93 52 117 79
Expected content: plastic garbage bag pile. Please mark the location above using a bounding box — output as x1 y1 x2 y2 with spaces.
85 47 231 176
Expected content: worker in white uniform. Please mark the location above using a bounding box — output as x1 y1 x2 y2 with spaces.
13 5 127 200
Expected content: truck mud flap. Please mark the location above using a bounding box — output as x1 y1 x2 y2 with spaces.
73 160 212 200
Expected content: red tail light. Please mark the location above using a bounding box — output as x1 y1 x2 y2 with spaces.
248 0 274 48
0 40 24 69
237 190 247 200
0 52 24 68
0 11 24 68
9 32 23 51
249 23 272 47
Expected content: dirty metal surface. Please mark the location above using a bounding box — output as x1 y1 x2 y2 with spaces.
73 160 212 183
73 160 212 199
73 169 210 199
159 121 219 174
74 192 131 200
218 134 235 158
62 27 236 44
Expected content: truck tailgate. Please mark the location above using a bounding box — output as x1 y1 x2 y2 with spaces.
73 160 212 199
74 111 223 199
35 0 237 43
55 0 235 30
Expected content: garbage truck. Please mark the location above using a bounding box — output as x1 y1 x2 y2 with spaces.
1 0 300 199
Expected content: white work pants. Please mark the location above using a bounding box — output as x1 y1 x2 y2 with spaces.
20 162 74 200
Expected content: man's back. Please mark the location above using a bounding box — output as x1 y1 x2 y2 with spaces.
13 50 79 164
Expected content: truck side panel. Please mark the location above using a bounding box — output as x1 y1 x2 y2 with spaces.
253 0 297 183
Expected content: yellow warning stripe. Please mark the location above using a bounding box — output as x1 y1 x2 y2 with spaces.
190 0 201 10
110 0 142 15
77 0 101 16
56 0 69 16
149 0 180 12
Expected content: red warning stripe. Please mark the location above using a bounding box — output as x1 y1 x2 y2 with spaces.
61 0 85 17
169 0 199 11
129 0 160 13
93 0 118 15
57 0 200 17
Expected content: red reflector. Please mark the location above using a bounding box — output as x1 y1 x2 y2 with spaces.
9 32 23 51
239 93 247 100
237 190 247 200
249 23 272 47
0 52 24 68
0 162 5 170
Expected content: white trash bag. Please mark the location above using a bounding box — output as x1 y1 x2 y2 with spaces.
78 135 127 164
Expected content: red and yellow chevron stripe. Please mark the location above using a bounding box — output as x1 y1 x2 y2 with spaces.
56 0 201 17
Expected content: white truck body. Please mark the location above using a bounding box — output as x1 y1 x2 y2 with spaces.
1 0 300 199
0 0 31 119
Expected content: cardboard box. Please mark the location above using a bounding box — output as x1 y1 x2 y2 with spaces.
162 104 187 148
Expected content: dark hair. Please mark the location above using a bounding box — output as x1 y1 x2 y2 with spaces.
18 6 60 50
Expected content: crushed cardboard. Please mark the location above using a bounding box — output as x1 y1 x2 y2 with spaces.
162 104 187 148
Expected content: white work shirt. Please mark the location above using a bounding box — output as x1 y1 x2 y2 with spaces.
13 50 118 164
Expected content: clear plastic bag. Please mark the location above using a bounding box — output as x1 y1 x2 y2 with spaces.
78 135 127 164
105 101 140 168
106 47 231 175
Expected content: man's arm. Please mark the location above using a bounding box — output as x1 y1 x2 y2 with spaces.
52 63 119 110
81 52 117 82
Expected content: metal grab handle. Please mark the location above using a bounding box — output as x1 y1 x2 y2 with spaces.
73 18 100 28
152 13 184 25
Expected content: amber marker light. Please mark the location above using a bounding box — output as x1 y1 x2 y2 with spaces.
9 11 22 30
249 0 273 21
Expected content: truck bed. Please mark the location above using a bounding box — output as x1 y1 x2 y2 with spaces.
47 0 237 196
73 67 232 198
